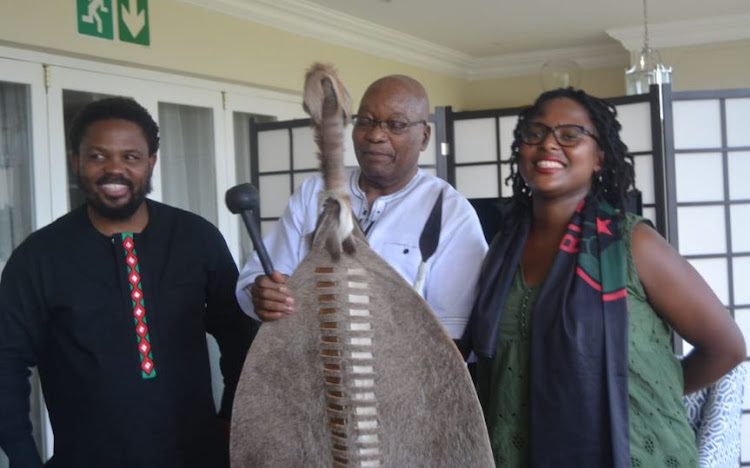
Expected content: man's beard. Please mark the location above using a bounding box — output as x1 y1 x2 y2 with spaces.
78 173 153 221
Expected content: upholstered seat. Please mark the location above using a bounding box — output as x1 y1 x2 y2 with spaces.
683 363 747 468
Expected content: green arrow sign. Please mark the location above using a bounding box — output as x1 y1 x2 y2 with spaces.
77 0 114 40
118 0 150 46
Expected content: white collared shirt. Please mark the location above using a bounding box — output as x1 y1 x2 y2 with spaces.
236 168 488 339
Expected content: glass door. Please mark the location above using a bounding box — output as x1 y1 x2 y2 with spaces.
0 57 50 468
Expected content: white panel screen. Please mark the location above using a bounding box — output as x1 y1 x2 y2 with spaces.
729 151 750 200
675 153 724 203
616 102 652 153
498 116 518 161
291 126 318 170
688 258 729 305
677 206 726 255
743 414 750 463
726 98 750 147
454 118 497 163
673 100 722 150
258 174 291 218
733 257 750 305
456 165 498 199
731 204 750 253
421 122 437 166
736 309 750 359
258 129 290 172
293 172 316 192
633 154 655 205
642 207 656 225
343 133 357 168
261 220 276 238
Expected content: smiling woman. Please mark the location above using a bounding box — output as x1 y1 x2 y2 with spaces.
463 87 745 468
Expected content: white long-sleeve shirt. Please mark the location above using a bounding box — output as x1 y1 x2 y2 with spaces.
236 168 488 339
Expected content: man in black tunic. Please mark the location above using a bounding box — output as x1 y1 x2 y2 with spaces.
0 97 257 468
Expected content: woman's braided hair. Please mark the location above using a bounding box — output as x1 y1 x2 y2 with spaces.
507 87 635 214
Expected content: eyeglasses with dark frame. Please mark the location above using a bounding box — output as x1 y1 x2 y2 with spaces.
519 122 599 147
351 115 427 135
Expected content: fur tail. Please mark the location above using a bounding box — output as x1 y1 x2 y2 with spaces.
302 63 356 259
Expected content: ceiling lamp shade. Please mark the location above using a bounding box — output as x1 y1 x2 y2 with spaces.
625 0 672 95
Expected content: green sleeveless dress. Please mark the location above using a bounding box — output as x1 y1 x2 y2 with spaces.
476 214 698 467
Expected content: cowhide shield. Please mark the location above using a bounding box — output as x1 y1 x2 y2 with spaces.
230 207 494 467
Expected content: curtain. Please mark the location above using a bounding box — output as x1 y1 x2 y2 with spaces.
158 103 217 225
0 81 34 276
0 81 40 467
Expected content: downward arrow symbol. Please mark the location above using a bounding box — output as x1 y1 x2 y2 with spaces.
121 0 145 37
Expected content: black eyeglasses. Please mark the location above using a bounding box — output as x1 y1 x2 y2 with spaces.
352 115 427 135
519 122 599 147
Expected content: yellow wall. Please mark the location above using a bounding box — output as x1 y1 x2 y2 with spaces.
0 0 465 108
1 1 748 112
462 66 627 110
661 39 750 92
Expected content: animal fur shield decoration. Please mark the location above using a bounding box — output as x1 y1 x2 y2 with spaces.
230 64 493 467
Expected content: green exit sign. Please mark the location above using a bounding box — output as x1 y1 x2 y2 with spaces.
77 0 114 40
118 0 150 46
76 0 150 46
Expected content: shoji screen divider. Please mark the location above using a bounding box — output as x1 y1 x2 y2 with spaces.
669 89 750 465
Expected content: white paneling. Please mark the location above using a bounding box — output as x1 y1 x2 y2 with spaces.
726 98 750 147
688 258 729 305
422 167 437 177
291 126 318 170
258 129 290 172
454 118 496 163
498 116 518 161
421 122 437 167
258 174 291 218
729 152 750 200
678 206 726 255
293 172 316 192
675 152 724 202
616 102 652 153
733 257 750 305
743 414 750 462
633 154 655 204
261 220 276 238
731 204 750 253
673 100 722 150
343 132 357 168
455 165 498 199
642 207 657 225
736 309 750 360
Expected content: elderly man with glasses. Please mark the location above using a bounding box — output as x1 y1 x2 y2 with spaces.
235 74 488 346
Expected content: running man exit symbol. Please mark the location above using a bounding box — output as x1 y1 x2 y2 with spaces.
77 0 114 40
118 0 150 46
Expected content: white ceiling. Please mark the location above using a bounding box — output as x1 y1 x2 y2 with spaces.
182 0 750 80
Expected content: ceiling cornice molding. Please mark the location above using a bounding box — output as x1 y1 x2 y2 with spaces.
182 0 741 81
606 14 750 51
468 44 628 81
180 0 474 77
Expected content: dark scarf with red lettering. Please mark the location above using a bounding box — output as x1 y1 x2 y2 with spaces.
465 195 629 467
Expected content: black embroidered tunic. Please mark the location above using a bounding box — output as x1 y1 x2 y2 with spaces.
0 200 257 467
